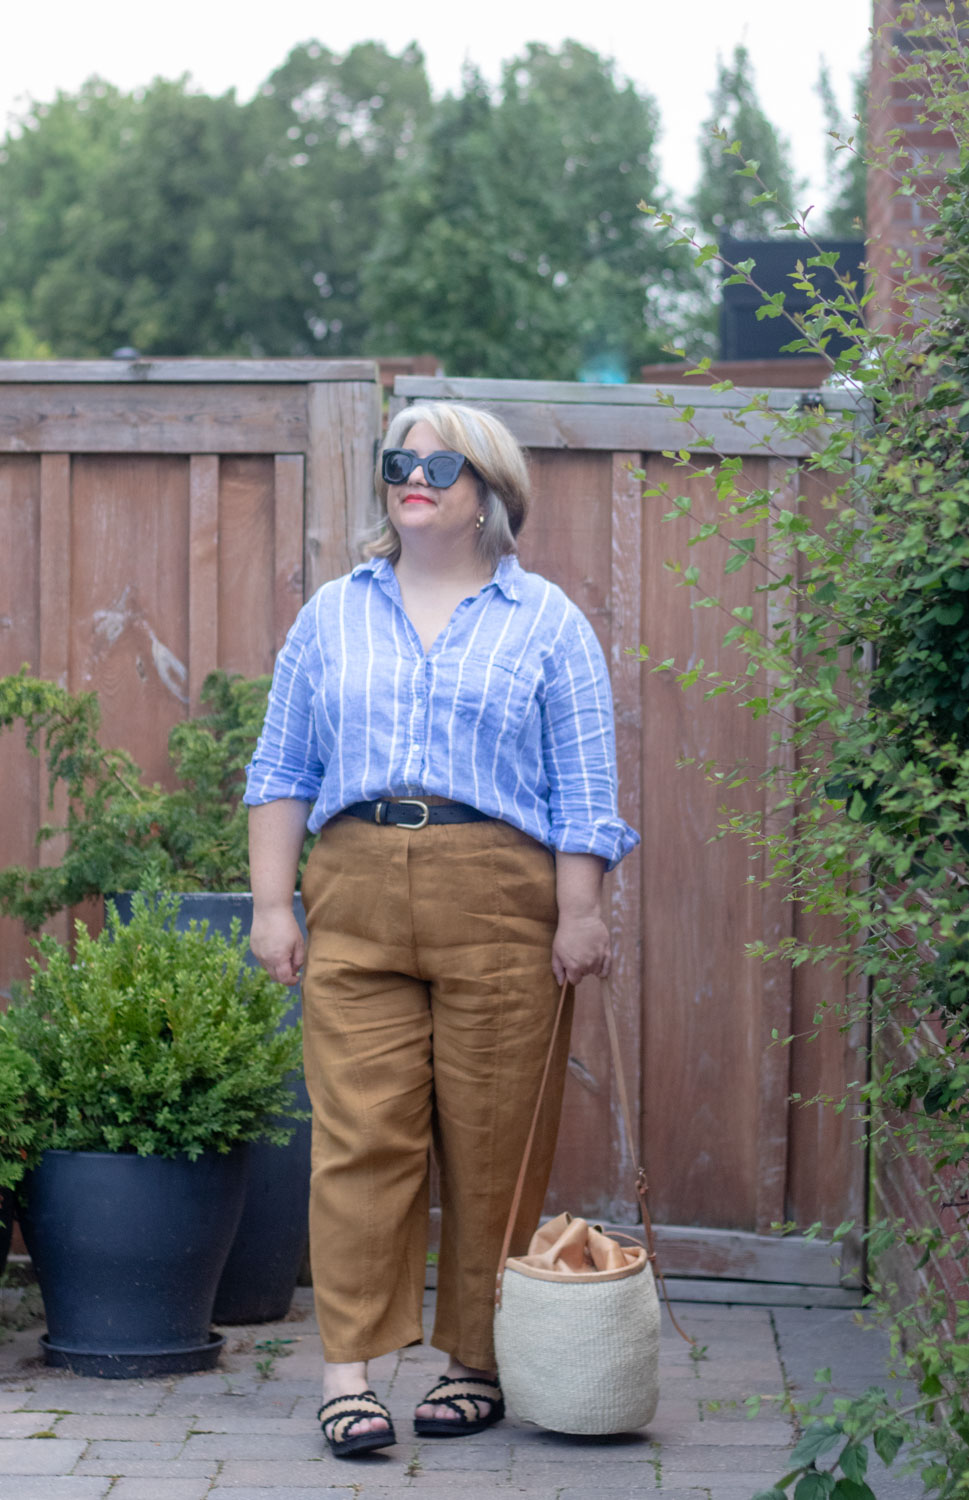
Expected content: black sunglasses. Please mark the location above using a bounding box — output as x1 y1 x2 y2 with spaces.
381 448 472 489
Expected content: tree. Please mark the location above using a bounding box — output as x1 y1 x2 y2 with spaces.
691 45 800 237
0 79 137 356
0 44 432 358
249 41 432 356
362 42 692 380
816 56 868 236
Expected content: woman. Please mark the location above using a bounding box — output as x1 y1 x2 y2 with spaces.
245 401 638 1458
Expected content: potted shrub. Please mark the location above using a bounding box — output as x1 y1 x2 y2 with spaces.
10 890 304 1377
0 669 312 1323
0 1024 42 1276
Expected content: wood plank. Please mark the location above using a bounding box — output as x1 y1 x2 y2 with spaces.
391 397 820 458
631 1223 857 1287
37 455 72 952
607 453 645 1218
274 455 305 645
216 458 277 678
38 455 71 687
519 450 622 1217
0 386 307 454
0 456 42 998
69 456 190 787
394 375 868 416
639 456 769 1230
188 457 219 715
658 1280 863 1308
0 359 379 384
304 381 382 593
785 465 867 1282
420 1264 861 1304
755 460 799 1233
426 1206 854 1289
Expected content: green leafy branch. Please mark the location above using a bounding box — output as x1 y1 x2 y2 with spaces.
0 667 271 930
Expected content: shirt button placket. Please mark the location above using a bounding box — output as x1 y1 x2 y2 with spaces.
419 657 431 783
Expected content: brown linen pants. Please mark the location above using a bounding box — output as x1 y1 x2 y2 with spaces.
300 813 573 1369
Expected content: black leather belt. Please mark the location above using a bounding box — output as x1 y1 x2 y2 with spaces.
342 799 493 830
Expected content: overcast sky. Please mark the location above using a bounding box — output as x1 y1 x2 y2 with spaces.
3 0 871 207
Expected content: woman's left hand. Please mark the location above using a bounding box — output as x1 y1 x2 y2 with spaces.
552 851 611 986
552 911 612 987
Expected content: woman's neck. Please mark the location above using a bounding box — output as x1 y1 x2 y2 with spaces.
394 538 492 592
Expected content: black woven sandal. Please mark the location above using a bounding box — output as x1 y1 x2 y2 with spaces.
413 1375 505 1437
317 1390 396 1457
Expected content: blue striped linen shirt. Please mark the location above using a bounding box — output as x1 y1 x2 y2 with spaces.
244 554 639 870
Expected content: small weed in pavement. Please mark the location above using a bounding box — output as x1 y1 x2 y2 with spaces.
254 1336 296 1380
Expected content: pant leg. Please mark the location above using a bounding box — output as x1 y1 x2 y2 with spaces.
409 819 574 1371
300 820 433 1363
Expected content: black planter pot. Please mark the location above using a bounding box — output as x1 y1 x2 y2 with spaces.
20 1147 248 1377
109 892 312 1325
0 1189 14 1277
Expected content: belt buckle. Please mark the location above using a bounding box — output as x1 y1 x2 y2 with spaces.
394 798 430 830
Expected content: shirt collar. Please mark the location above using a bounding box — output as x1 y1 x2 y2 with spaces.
353 553 521 602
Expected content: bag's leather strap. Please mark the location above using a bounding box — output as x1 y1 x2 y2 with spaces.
495 977 693 1345
495 978 572 1308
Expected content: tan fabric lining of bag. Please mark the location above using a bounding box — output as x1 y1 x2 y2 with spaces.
504 1211 648 1284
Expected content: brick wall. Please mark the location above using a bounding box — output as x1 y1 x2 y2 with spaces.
867 0 959 335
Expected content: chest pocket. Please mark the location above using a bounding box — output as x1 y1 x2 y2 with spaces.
451 654 544 742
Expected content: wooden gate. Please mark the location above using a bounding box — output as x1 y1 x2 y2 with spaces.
0 358 381 989
391 375 868 1300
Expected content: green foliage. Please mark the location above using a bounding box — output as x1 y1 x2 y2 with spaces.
641 4 969 1494
691 45 800 238
0 47 431 358
0 668 269 928
363 41 690 380
0 35 860 375
0 1024 42 1195
817 55 869 237
0 38 709 377
5 891 303 1159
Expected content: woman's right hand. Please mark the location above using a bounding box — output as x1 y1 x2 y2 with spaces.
250 905 306 987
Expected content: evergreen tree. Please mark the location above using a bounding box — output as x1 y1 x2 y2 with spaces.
691 45 800 238
817 56 868 236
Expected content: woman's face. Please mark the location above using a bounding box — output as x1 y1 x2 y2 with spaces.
385 421 482 553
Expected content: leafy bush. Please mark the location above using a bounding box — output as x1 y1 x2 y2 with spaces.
5 891 304 1160
0 1024 42 1194
638 3 969 1494
0 668 270 929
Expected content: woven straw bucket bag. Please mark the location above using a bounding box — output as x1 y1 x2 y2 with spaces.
494 1210 660 1434
494 980 688 1436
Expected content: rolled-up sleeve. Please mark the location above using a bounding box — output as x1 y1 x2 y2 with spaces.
540 611 640 871
244 614 325 806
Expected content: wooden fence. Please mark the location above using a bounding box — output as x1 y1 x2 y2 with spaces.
2 361 866 1298
392 376 868 1300
0 358 381 979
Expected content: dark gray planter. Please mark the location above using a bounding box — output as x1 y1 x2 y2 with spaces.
108 892 312 1325
0 1190 14 1277
20 1147 248 1377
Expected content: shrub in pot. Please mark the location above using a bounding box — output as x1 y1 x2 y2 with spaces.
9 891 304 1377
0 669 313 1322
0 1024 42 1276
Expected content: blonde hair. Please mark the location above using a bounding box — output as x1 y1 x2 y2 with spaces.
364 402 531 566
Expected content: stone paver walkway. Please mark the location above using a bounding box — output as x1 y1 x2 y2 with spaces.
0 1284 921 1500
